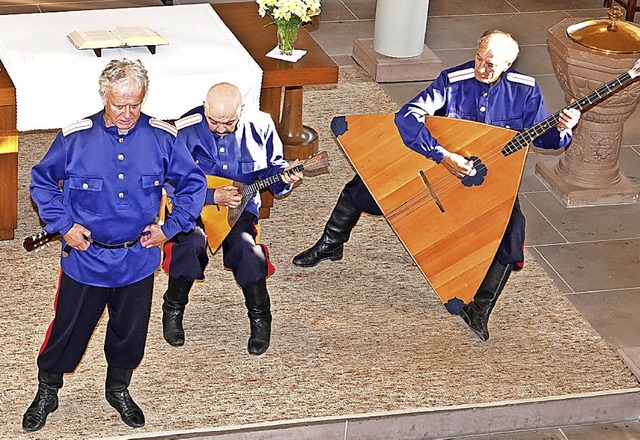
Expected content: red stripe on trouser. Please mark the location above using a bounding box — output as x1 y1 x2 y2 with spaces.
516 242 525 269
162 241 175 276
258 243 276 278
38 269 64 356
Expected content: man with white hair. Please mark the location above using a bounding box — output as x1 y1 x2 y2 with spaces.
293 30 581 342
23 58 206 432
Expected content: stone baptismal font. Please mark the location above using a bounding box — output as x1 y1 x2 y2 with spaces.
536 7 640 207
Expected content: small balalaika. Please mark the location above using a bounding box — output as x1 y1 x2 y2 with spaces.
201 151 329 252
332 59 640 314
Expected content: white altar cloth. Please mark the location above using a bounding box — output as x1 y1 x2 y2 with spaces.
0 4 263 131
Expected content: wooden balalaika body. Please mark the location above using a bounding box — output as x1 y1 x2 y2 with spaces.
201 151 329 252
332 60 640 314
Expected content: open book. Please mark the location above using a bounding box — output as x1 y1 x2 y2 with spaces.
67 26 168 56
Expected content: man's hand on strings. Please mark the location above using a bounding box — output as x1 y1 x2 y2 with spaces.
282 159 303 185
557 105 581 131
441 151 474 178
214 185 242 208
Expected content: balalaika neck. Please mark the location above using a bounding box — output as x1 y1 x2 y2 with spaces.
240 164 305 197
501 71 633 156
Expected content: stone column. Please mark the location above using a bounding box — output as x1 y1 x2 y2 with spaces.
535 18 640 207
352 0 441 82
373 0 429 58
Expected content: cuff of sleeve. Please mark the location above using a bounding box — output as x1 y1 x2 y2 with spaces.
56 222 74 237
431 146 450 164
45 218 73 237
205 188 216 205
558 127 572 138
161 221 180 241
271 181 293 196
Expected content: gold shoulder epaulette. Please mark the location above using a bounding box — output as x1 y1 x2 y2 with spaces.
149 118 178 137
62 119 93 137
175 113 203 130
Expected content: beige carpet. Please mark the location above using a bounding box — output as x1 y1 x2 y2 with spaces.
1 66 637 440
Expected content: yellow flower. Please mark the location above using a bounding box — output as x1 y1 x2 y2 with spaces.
256 0 321 24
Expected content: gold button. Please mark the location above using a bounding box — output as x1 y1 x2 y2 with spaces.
118 154 124 161
118 138 124 143
222 164 228 170
154 180 160 186
480 106 486 112
82 183 89 189
118 192 124 199
219 147 225 153
118 173 124 180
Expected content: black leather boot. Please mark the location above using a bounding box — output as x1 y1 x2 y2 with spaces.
105 366 145 428
22 370 63 432
162 277 194 347
293 192 362 267
458 259 512 342
242 278 272 355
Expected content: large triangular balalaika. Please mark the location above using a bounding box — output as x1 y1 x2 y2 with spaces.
331 59 640 314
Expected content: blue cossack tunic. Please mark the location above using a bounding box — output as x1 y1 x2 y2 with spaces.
394 60 573 163
175 105 292 216
393 61 573 268
30 111 207 288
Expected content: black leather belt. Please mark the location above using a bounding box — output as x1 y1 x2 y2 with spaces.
89 236 141 249
62 232 146 257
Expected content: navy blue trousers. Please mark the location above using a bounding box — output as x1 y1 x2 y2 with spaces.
37 272 154 374
341 174 525 268
164 211 272 288
162 225 209 282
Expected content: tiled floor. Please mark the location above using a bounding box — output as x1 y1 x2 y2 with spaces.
2 0 640 438
315 2 640 437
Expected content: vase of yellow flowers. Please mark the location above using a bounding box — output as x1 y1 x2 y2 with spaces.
257 0 321 56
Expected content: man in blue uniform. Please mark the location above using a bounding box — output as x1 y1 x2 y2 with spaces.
23 58 206 432
293 30 581 342
161 82 302 355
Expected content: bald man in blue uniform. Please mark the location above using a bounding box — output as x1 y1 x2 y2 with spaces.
23 58 206 432
161 82 302 355
293 30 580 342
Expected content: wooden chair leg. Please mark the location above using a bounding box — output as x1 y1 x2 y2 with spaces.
603 0 612 6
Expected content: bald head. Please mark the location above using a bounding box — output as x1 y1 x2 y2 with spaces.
203 82 243 136
205 83 242 119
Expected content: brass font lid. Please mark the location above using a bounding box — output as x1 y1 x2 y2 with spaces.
566 6 640 54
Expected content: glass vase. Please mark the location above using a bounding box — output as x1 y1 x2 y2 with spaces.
276 19 300 56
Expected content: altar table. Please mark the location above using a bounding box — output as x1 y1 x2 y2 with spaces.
0 2 339 240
